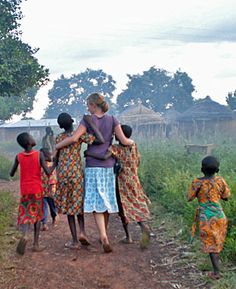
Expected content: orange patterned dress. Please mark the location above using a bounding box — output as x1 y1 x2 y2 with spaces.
109 143 151 223
187 176 230 253
54 132 94 215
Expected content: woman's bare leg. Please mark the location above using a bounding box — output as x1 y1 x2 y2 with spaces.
94 212 112 253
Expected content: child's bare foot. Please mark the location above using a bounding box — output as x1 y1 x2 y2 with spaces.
16 237 28 255
32 245 46 252
207 272 221 280
41 224 49 231
79 235 91 246
140 227 150 249
52 215 60 227
64 241 80 250
119 237 133 244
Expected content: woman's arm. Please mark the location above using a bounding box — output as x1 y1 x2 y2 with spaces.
55 124 87 150
114 125 134 146
9 155 19 177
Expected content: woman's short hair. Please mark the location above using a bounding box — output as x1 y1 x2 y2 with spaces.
87 93 109 113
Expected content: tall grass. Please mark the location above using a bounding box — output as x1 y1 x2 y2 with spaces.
138 139 236 261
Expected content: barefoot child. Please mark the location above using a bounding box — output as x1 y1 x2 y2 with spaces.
187 156 230 280
10 132 54 255
54 112 104 249
85 124 151 248
40 148 59 231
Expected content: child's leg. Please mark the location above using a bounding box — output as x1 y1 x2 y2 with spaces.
32 221 45 252
77 214 90 246
46 197 57 223
120 218 133 244
66 215 79 248
138 221 150 249
208 253 220 279
41 197 49 231
16 224 30 255
94 212 112 253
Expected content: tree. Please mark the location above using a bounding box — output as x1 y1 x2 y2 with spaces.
0 87 38 120
117 67 195 113
45 69 116 118
226 90 236 110
0 0 49 120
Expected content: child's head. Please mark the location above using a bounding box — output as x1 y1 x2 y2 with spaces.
201 156 219 176
45 126 53 136
57 113 74 130
121 124 132 138
16 132 36 150
40 147 52 161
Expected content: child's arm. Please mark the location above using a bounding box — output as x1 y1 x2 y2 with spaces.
84 150 112 160
83 115 105 144
9 155 19 177
40 151 55 176
187 179 200 202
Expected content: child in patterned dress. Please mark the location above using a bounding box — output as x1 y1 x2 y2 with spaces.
40 148 59 231
85 124 151 249
10 132 54 255
187 156 230 280
54 112 104 249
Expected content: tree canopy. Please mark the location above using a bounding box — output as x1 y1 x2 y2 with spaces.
226 90 236 110
117 67 195 113
44 69 116 118
0 0 49 120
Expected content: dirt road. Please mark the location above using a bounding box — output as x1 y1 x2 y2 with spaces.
0 180 208 289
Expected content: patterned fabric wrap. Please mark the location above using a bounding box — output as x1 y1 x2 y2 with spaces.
109 143 151 223
17 193 43 225
188 176 230 253
41 161 57 197
84 167 118 213
54 132 95 215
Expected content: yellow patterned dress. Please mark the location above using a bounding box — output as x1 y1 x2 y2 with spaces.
54 132 94 215
187 176 230 253
109 143 151 223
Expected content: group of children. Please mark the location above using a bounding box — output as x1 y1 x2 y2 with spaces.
10 111 231 281
10 112 151 255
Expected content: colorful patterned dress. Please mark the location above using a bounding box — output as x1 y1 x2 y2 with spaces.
41 161 57 197
17 150 43 225
54 132 94 215
187 176 230 253
109 143 151 223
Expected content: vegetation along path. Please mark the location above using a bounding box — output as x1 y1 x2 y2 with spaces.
0 180 209 289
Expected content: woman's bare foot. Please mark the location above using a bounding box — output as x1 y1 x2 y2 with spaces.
64 241 80 250
207 272 221 280
79 234 91 246
16 237 28 255
101 237 113 253
119 237 133 244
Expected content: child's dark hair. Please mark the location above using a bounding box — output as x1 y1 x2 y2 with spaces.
16 132 30 149
57 113 74 130
121 124 132 138
201 156 219 175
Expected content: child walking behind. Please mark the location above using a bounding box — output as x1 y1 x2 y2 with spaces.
85 124 151 248
10 132 54 255
54 112 104 249
40 148 59 231
187 156 230 280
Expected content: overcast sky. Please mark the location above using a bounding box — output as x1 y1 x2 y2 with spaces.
20 0 236 119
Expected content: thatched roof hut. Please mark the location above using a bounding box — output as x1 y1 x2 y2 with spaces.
118 104 164 125
178 96 233 122
163 108 182 123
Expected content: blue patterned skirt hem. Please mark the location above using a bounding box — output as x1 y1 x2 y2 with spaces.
84 167 118 213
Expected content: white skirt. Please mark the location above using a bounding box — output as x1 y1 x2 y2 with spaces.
84 167 118 213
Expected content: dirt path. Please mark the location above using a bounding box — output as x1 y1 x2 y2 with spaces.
0 180 208 289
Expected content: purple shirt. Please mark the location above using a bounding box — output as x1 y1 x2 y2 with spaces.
80 114 119 168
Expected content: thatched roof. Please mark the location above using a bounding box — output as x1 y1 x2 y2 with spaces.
177 96 233 122
163 108 182 123
118 104 164 125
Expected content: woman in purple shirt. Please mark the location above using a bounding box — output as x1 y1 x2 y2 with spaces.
56 93 133 253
